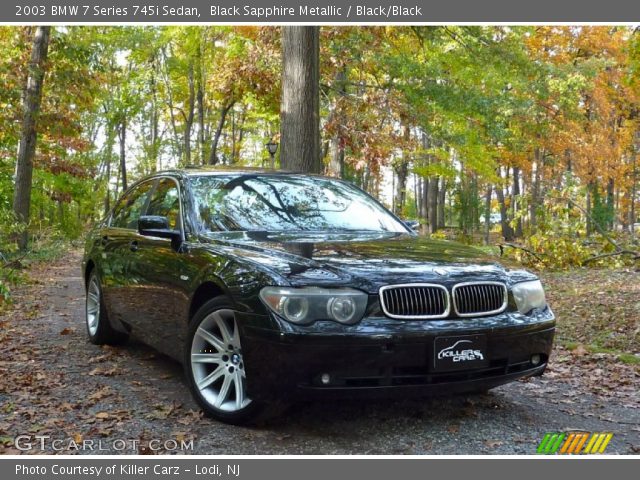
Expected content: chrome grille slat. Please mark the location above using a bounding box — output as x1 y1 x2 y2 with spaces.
452 282 507 317
410 288 416 314
380 282 507 320
379 284 450 319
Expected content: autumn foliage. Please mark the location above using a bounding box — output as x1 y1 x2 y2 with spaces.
1 26 639 269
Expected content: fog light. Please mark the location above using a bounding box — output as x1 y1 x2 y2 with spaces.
531 354 542 366
321 373 331 385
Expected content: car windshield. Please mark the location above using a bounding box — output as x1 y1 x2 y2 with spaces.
189 174 408 233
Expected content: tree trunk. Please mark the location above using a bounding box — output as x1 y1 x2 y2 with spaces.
233 107 246 163
415 176 422 218
606 177 615 231
183 62 195 165
328 69 346 177
328 134 345 177
160 47 182 161
427 176 439 234
12 26 51 250
421 175 429 224
197 83 205 165
438 177 446 228
484 185 492 245
420 132 430 225
530 149 541 232
104 155 111 215
512 166 523 237
496 168 514 241
280 26 321 173
208 101 234 165
196 37 206 165
114 160 121 199
103 128 115 216
394 161 409 216
393 124 411 215
471 173 479 232
118 118 127 192
149 55 159 172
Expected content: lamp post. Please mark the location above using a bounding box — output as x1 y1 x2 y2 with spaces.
265 140 278 169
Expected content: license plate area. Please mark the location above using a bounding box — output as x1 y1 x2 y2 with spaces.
433 335 488 372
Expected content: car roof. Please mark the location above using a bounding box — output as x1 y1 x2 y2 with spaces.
159 166 333 179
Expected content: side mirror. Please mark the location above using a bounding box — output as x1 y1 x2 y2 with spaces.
138 215 182 243
404 220 420 231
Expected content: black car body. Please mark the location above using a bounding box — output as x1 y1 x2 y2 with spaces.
82 168 555 424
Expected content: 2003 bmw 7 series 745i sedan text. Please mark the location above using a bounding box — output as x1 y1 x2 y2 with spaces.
82 167 555 424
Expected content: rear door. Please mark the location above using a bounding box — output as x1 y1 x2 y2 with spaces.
100 179 156 326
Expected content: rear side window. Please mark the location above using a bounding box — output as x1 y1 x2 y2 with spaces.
111 181 154 230
146 178 182 230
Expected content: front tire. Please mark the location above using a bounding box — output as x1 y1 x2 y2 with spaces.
85 271 128 345
185 298 281 425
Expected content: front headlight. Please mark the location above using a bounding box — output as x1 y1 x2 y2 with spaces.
259 287 368 325
512 280 547 314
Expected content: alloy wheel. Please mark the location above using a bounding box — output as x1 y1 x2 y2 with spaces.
190 309 251 412
86 275 101 336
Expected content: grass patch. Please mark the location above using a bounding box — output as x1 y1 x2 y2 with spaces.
25 236 72 264
616 353 640 365
559 341 640 364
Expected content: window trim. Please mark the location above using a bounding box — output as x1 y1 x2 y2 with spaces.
145 175 187 242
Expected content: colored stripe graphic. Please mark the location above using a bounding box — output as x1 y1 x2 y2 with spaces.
584 432 614 454
550 433 566 453
569 433 589 454
537 432 613 454
537 433 566 454
591 433 607 453
583 433 599 454
537 433 553 454
597 433 613 453
560 433 576 454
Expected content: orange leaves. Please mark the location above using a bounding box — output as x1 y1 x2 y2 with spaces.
525 26 625 65
524 26 638 192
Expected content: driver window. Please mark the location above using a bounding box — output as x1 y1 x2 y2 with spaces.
110 181 154 230
146 178 182 231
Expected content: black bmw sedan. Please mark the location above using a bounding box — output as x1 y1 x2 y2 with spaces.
82 168 555 424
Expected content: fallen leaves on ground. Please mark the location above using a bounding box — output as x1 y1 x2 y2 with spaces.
542 268 640 354
145 402 182 420
88 366 125 377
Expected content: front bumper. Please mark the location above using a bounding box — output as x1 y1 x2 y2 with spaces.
240 308 555 401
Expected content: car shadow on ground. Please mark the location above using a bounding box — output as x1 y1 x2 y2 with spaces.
117 335 538 434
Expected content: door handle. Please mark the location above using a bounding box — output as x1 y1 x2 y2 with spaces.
129 240 139 252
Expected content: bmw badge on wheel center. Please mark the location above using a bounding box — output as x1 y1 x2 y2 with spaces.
82 168 554 425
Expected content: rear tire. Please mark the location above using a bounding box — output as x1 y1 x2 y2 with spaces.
85 270 128 345
184 297 285 425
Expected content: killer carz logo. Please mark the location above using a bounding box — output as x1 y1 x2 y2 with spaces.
437 340 484 362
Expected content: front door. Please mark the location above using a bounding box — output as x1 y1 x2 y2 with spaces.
126 177 194 358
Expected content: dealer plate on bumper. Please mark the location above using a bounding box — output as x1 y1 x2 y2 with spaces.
433 335 488 372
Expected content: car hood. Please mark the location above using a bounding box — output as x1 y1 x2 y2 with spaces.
198 231 521 293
